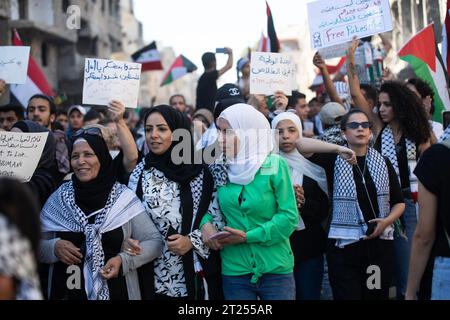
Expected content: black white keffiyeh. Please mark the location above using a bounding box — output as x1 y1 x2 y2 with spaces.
439 125 450 142
381 125 418 196
41 182 144 300
329 148 392 248
0 215 42 300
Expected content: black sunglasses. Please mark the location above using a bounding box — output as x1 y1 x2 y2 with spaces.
72 127 103 140
346 121 372 130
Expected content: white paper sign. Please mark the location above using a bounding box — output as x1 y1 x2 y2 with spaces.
318 42 349 59
250 52 296 96
0 46 30 84
0 132 49 183
308 0 393 50
83 59 142 109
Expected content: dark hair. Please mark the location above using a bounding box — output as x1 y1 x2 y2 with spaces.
288 91 306 108
28 94 57 115
379 81 431 144
407 78 435 115
0 178 40 258
0 105 25 120
308 97 319 105
56 109 68 117
359 83 378 106
169 94 186 105
202 52 216 69
340 108 370 131
84 108 101 122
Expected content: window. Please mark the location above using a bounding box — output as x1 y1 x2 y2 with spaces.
41 43 48 67
18 0 27 19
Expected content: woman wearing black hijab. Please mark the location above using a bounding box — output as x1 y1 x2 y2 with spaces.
11 120 58 209
39 129 163 300
128 105 224 300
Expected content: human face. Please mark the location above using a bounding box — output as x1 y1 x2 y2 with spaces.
69 110 84 131
378 92 395 123
276 120 299 153
343 113 372 147
145 112 172 155
295 98 310 121
308 101 322 118
27 98 54 128
217 118 239 159
71 141 101 182
242 63 250 78
0 111 19 131
170 96 186 113
56 114 68 131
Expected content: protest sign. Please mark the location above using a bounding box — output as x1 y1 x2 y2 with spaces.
83 58 142 108
308 0 392 51
250 52 296 96
0 46 30 84
0 131 49 182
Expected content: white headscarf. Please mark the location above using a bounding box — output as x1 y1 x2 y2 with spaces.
219 103 274 185
272 112 328 197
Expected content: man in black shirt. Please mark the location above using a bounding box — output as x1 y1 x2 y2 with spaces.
196 48 233 112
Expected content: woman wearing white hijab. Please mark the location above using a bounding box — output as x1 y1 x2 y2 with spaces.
203 104 355 300
272 112 330 300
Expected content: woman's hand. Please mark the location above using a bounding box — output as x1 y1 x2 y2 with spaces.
122 238 142 256
0 79 6 96
293 184 305 210
100 256 122 280
201 223 223 251
313 52 326 71
55 240 83 265
167 234 193 256
108 100 125 123
217 227 246 247
365 218 389 240
338 146 357 165
346 37 359 64
272 91 288 111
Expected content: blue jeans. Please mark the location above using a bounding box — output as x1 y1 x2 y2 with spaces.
321 257 334 300
222 273 295 300
432 257 450 300
294 255 324 300
394 198 417 299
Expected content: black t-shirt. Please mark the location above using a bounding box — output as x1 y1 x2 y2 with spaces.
414 144 450 257
309 153 404 224
196 70 219 112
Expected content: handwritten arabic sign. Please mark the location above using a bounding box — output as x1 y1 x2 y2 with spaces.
308 0 392 50
0 46 30 84
250 52 296 96
82 59 142 109
0 132 48 183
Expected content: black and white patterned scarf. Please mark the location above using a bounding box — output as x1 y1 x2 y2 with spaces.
329 148 391 248
0 215 42 300
319 125 346 146
381 125 418 197
41 182 144 300
439 125 450 142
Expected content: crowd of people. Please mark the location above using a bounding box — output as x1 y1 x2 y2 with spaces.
0 38 449 301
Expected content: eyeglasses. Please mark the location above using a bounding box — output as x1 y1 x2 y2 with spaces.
72 127 103 141
345 121 372 130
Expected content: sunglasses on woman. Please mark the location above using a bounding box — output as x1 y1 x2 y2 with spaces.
72 127 103 141
345 121 372 130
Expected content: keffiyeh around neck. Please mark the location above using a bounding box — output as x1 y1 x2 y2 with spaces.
219 103 273 185
439 125 450 142
0 214 42 300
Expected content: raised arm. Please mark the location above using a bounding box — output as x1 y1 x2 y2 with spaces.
218 47 234 77
346 39 383 134
296 136 356 164
108 100 139 173
313 52 343 105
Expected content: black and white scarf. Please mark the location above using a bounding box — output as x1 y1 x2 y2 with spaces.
41 182 144 300
0 215 43 300
381 125 418 197
329 148 392 248
439 125 450 142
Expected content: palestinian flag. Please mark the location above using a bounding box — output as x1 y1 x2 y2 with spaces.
398 24 450 122
10 29 55 107
131 41 163 72
266 1 280 53
161 55 197 87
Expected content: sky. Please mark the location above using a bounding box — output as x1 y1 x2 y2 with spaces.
134 0 309 83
